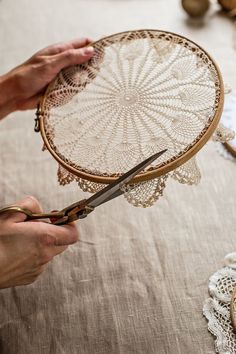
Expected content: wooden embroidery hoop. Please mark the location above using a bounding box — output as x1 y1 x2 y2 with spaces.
224 141 236 157
230 286 236 331
36 29 224 186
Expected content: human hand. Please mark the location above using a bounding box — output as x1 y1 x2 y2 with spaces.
0 37 94 119
0 196 79 289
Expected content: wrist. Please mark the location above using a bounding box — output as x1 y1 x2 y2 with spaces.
0 72 19 120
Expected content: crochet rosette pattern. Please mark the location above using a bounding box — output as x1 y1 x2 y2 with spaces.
40 30 234 207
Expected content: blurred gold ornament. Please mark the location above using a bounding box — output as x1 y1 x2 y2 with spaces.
181 0 210 17
218 0 236 12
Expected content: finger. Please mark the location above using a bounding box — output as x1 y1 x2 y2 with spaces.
40 222 79 247
16 92 43 111
49 209 59 224
36 37 93 56
51 47 94 72
8 196 43 223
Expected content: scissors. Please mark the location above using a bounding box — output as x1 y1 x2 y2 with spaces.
0 150 167 225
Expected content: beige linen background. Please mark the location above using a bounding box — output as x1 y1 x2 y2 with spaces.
0 1 236 353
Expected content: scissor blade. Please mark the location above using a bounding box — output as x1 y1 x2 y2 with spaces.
85 149 167 209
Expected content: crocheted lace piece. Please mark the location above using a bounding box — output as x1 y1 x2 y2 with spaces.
78 178 106 194
171 156 201 185
57 165 75 186
41 30 224 207
43 30 221 174
121 174 168 207
203 253 236 354
212 123 235 143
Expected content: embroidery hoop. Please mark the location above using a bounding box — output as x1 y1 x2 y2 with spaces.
231 286 236 331
36 29 227 207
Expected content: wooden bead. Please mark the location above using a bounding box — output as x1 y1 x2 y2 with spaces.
218 0 236 11
182 0 210 17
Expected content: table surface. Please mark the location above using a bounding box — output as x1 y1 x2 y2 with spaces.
0 1 236 353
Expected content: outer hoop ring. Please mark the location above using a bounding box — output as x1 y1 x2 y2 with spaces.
224 142 236 158
38 29 224 185
230 286 236 332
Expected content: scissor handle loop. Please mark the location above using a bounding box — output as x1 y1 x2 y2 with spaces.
0 206 64 221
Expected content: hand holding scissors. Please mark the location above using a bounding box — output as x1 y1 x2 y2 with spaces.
0 150 167 225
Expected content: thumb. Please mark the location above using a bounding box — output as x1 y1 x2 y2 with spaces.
7 196 43 223
51 46 94 72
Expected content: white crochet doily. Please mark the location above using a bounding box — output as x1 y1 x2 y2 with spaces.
40 30 234 207
203 253 236 354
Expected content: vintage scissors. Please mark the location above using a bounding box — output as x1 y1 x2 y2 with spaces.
0 150 167 225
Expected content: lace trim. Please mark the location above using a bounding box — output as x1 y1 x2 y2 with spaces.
171 156 201 185
212 123 235 143
203 253 236 354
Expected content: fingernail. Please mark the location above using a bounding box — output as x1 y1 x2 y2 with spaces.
84 46 94 55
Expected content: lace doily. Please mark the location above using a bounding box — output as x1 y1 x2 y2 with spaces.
38 29 230 207
203 253 236 354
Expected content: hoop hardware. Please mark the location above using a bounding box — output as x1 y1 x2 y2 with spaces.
34 104 43 132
